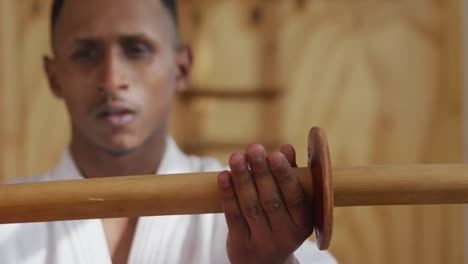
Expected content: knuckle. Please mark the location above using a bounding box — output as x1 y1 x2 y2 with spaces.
222 187 236 200
271 165 292 182
242 201 263 219
261 196 283 214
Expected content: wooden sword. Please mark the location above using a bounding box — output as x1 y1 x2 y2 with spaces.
0 127 467 250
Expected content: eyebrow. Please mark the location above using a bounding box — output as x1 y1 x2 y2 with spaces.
119 34 154 43
73 33 158 46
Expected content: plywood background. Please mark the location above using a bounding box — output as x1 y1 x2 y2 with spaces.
175 0 465 263
0 0 70 180
0 0 465 263
277 3 464 262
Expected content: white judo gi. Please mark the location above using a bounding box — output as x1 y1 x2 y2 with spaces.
0 139 336 263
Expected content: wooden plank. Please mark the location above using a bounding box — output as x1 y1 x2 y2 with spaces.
16 0 69 177
278 0 464 263
0 0 20 180
0 0 68 181
178 0 277 91
174 98 279 150
179 87 280 100
174 0 281 160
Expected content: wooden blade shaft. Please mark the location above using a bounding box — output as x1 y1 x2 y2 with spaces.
0 164 467 223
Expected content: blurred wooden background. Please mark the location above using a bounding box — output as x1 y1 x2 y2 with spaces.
0 0 465 263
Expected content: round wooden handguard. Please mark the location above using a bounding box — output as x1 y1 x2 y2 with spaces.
308 127 333 250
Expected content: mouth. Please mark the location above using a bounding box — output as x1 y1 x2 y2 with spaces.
96 105 137 127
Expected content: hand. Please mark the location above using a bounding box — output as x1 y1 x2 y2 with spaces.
217 144 313 264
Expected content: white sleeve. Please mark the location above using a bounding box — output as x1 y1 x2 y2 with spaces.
293 240 338 264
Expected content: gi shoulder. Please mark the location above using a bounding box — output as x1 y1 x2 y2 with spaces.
186 154 226 173
4 172 53 184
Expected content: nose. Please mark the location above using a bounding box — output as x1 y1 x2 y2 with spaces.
97 48 129 95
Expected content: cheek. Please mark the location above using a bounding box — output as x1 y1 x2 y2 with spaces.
57 73 95 116
138 64 176 106
136 79 175 125
58 65 94 95
143 85 174 114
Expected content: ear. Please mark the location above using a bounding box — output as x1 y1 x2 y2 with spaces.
175 45 193 93
43 55 64 99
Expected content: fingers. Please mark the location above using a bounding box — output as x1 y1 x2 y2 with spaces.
217 170 249 242
219 144 312 263
268 152 312 231
228 152 271 238
220 145 310 236
245 145 293 232
280 144 297 167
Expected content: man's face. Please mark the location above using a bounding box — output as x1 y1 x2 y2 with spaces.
45 0 190 155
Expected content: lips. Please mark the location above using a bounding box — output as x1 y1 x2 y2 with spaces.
96 104 137 127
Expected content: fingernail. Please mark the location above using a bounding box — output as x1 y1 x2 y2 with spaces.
269 153 284 169
248 144 265 159
219 171 231 189
230 153 247 171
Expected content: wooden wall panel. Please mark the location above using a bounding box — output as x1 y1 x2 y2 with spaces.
277 1 464 263
279 0 462 166
179 0 278 90
0 1 20 179
174 0 281 160
0 0 69 181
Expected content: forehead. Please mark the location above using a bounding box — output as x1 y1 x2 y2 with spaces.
55 0 173 44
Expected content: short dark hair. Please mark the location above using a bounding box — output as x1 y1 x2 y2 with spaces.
51 0 178 35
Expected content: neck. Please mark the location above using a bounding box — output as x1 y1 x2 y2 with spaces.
70 133 167 179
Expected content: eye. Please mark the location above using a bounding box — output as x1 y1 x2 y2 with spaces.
72 47 98 62
123 42 153 59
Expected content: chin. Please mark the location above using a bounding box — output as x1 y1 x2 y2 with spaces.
99 136 142 157
103 146 135 157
